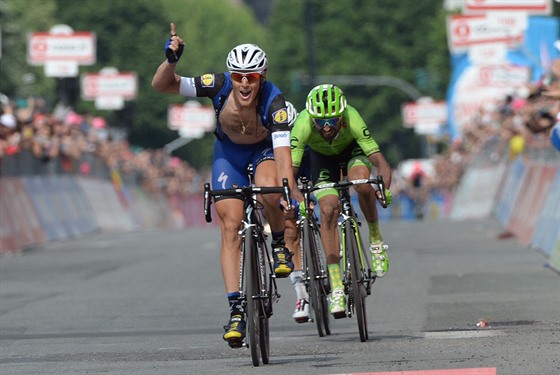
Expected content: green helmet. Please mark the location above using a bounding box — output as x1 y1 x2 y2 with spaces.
306 84 347 119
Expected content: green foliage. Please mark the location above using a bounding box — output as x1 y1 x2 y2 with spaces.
268 0 450 166
0 0 58 101
1 0 453 169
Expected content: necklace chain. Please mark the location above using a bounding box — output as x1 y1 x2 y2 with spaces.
238 112 254 135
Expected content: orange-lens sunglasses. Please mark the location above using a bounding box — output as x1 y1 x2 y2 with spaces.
230 72 261 83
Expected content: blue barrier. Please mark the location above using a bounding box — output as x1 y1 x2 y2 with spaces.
531 169 560 257
23 176 68 241
57 175 97 235
494 158 525 227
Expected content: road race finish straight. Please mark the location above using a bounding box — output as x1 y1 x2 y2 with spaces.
329 368 496 375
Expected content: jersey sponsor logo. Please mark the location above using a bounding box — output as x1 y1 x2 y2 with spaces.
217 172 228 189
201 74 215 87
272 132 288 140
290 135 299 150
351 146 363 157
272 108 288 124
272 130 290 147
318 169 331 181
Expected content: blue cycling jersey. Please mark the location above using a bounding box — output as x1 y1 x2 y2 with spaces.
181 72 289 190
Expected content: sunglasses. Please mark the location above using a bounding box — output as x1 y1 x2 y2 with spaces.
230 72 262 83
313 116 342 128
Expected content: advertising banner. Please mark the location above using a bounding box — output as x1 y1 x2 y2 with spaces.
27 31 96 65
463 0 552 15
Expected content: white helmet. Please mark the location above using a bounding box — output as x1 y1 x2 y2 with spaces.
226 43 268 74
286 101 298 128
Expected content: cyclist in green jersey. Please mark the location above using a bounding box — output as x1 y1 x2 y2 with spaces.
290 84 393 317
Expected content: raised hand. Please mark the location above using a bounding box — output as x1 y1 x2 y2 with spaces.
164 22 185 64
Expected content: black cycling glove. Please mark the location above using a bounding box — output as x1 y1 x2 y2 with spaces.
164 37 184 64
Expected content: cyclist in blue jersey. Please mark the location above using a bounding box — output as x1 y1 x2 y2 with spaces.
152 23 295 348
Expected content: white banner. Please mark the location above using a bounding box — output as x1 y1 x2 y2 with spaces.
95 96 124 110
447 14 525 53
81 72 138 100
168 101 216 134
476 64 531 87
468 43 508 65
401 101 448 128
27 32 96 65
451 64 530 136
44 60 78 78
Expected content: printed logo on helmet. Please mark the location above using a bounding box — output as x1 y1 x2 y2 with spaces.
201 74 215 87
272 109 288 124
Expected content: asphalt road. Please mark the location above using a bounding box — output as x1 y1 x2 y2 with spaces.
1 218 558 375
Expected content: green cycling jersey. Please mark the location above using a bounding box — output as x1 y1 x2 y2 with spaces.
290 104 380 167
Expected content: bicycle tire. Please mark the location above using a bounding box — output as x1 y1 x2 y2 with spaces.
255 236 270 364
345 220 368 342
303 220 325 337
245 226 261 366
313 217 331 335
304 218 331 336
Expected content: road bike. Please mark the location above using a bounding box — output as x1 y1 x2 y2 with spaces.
203 169 291 367
297 176 331 337
309 167 387 342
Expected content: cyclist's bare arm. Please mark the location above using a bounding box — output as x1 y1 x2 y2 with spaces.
273 145 295 194
368 152 392 188
152 23 184 94
152 63 181 93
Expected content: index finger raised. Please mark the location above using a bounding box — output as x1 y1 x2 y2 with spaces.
170 22 177 36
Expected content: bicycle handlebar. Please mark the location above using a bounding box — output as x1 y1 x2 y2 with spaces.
299 176 388 209
203 178 292 223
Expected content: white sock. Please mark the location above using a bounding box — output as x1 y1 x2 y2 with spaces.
290 270 309 300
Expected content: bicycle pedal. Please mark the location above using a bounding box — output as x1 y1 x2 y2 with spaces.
227 338 244 349
332 311 346 319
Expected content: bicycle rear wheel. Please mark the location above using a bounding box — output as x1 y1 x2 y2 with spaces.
345 220 368 342
245 226 262 366
303 218 330 337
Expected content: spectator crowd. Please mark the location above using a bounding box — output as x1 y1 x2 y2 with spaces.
1 57 559 202
0 95 204 196
393 57 560 203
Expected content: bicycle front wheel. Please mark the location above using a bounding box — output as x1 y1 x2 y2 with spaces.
303 218 330 337
245 226 262 366
255 234 270 364
345 220 368 342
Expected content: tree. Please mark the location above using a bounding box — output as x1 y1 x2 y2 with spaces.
0 0 58 102
267 0 450 165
